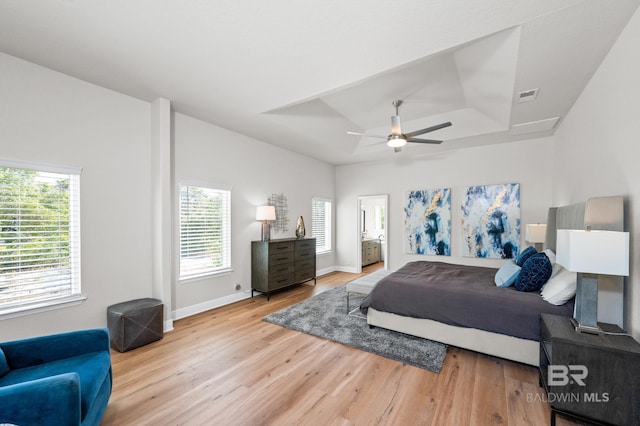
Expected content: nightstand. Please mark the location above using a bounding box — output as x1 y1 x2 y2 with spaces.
539 314 640 425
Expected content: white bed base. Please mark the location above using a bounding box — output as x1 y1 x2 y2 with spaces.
367 307 539 366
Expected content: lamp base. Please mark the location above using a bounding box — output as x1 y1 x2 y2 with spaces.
571 318 603 334
261 221 271 242
573 272 599 333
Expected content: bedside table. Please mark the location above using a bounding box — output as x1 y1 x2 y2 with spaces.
539 314 640 425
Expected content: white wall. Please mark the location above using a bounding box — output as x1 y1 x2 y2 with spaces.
172 113 336 316
336 138 554 272
0 52 153 340
0 52 336 340
552 7 640 338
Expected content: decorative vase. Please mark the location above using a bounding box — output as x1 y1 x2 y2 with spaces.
295 216 306 239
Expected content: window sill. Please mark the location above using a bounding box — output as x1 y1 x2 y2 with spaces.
179 268 234 284
317 250 333 256
0 295 87 321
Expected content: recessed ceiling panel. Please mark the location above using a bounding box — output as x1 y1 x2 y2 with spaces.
320 52 466 130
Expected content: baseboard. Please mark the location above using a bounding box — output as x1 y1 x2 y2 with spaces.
334 265 359 274
172 291 252 321
316 266 338 276
169 264 354 323
316 265 361 276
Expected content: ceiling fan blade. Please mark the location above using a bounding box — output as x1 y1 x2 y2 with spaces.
405 121 452 138
346 131 387 139
390 115 402 136
407 138 443 144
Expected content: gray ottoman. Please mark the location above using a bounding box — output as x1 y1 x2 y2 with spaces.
107 298 164 352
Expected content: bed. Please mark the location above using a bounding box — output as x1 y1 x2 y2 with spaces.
360 196 624 366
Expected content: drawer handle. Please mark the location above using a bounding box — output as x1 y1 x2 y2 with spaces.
277 267 287 272
276 257 289 261
277 279 288 283
276 246 288 250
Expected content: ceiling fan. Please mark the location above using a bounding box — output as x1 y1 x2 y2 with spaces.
347 100 452 153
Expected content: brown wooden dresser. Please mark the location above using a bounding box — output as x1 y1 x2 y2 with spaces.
251 238 316 300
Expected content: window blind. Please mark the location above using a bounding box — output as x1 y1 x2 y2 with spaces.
312 198 331 254
179 184 231 280
0 166 81 309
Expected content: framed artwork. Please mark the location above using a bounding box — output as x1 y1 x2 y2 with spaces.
461 183 520 259
404 188 451 256
267 193 289 234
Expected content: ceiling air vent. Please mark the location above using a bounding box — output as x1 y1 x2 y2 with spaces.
517 88 539 103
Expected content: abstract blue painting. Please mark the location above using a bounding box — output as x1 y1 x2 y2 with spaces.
461 183 520 259
404 189 451 256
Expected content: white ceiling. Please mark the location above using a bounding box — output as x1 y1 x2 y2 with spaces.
1 0 638 165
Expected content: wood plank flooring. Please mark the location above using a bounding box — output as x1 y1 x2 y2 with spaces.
102 264 581 425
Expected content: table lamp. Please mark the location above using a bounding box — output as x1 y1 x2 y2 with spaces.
256 205 276 242
556 228 629 333
525 223 547 251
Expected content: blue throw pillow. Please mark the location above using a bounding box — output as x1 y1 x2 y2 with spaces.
495 260 521 288
515 252 553 292
516 245 537 267
0 347 10 377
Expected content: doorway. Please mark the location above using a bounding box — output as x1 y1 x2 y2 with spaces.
357 194 388 272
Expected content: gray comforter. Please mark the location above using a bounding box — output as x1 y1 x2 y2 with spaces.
360 261 574 341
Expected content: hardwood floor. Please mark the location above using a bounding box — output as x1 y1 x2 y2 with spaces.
102 264 580 425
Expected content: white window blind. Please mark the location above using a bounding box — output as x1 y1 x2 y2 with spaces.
179 184 231 280
312 198 332 254
0 165 81 311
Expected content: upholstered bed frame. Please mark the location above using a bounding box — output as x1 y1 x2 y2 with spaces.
367 196 624 366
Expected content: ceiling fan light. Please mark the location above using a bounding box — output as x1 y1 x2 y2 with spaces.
387 134 407 148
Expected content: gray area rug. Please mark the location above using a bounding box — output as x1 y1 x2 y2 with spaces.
263 285 447 373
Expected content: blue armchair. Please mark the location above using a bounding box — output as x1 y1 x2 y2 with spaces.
0 328 112 426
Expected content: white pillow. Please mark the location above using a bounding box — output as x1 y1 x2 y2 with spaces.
542 248 562 278
540 268 577 305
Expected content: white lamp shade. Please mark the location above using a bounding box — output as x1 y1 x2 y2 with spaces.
556 229 629 276
256 205 276 221
525 224 547 243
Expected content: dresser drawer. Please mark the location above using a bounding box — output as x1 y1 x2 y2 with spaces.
295 248 315 261
295 258 315 270
296 239 316 252
269 251 295 265
269 273 296 290
269 263 295 278
270 241 295 254
295 267 315 282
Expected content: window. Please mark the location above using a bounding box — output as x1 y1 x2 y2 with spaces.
0 162 81 314
179 183 231 280
312 198 332 254
375 205 385 231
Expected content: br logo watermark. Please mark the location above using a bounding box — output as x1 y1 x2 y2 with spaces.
548 364 588 386
527 364 610 404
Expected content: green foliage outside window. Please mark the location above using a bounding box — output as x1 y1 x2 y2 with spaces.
179 184 231 279
0 167 70 273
